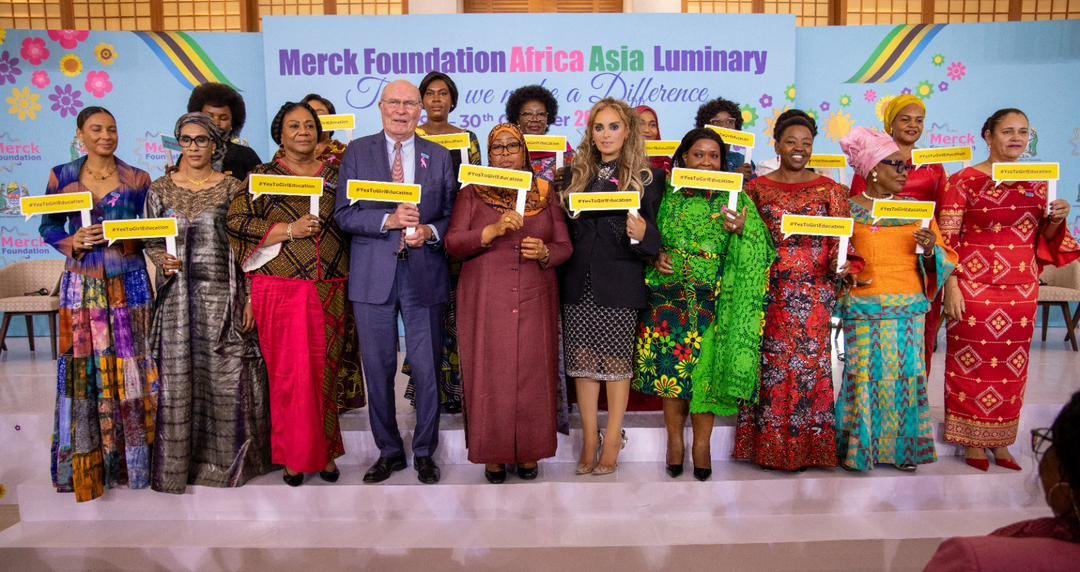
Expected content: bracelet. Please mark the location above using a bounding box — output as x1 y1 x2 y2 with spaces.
286 223 294 241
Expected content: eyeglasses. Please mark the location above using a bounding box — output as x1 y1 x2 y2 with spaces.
708 117 737 128
879 158 915 174
490 142 523 156
178 135 212 148
381 99 421 110
520 111 548 121
1031 427 1053 461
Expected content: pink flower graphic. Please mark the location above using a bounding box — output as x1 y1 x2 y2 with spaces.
864 90 877 103
20 37 50 66
947 62 966 81
84 70 112 98
759 93 773 108
31 70 50 89
47 30 89 50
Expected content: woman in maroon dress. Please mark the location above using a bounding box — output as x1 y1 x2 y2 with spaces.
735 109 860 471
445 123 572 483
849 95 949 368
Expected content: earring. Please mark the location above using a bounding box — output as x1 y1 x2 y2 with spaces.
871 171 879 183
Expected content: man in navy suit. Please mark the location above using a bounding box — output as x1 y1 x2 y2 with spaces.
335 79 456 484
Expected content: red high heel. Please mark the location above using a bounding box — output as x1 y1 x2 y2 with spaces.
964 457 989 471
994 457 1022 471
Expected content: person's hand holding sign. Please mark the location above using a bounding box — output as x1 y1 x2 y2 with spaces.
481 210 523 247
722 207 747 236
161 252 182 275
627 211 646 242
913 227 936 255
289 213 321 240
73 224 105 254
386 203 420 230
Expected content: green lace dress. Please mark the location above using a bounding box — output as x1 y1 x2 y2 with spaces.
632 184 775 415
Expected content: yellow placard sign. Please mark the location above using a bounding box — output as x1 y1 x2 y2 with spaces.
524 134 568 153
458 164 532 191
103 217 178 245
645 140 680 157
911 146 973 167
992 162 1060 183
319 113 356 131
346 180 422 205
20 192 93 221
671 168 743 193
568 192 641 214
807 154 848 169
781 214 854 239
249 174 324 198
705 125 757 148
870 199 936 222
421 132 471 150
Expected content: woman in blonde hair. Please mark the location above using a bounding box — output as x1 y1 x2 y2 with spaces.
560 98 664 476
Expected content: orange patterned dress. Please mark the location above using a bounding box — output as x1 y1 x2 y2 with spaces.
938 167 1079 447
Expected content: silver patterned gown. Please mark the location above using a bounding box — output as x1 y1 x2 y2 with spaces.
145 175 272 493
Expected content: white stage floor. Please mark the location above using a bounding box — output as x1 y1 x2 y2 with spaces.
0 331 1077 571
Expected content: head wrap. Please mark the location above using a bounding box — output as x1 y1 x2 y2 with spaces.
473 123 550 216
883 95 925 135
839 126 900 179
635 105 672 173
175 111 226 166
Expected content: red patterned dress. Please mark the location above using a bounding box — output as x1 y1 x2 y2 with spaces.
736 175 860 471
939 167 1079 447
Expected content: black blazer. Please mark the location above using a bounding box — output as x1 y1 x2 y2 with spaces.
559 167 664 309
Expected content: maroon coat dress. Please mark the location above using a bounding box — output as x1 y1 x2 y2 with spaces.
445 185 573 464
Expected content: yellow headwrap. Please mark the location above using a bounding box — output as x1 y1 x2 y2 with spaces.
883 95 925 135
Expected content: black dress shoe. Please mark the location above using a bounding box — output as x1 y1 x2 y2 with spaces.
516 464 539 480
666 464 684 478
693 467 712 481
319 467 341 483
484 466 507 484
415 456 441 484
363 454 407 483
282 469 304 487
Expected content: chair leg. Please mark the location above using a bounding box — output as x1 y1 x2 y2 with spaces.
1040 303 1049 342
25 314 35 352
47 312 57 360
1062 302 1078 352
0 314 11 355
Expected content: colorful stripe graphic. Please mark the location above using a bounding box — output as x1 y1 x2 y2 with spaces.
135 32 236 90
845 24 945 84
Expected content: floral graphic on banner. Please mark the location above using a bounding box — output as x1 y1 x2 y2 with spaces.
84 71 112 98
95 43 117 66
0 51 21 85
6 87 41 121
20 37 49 66
59 54 82 78
31 70 49 89
48 30 89 50
49 84 83 118
740 104 759 128
826 111 855 142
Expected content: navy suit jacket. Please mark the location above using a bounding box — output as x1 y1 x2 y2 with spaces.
334 132 456 306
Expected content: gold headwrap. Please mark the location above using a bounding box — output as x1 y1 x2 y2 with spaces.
883 95 925 135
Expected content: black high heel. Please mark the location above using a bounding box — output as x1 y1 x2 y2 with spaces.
693 467 712 481
282 468 304 487
484 465 507 484
319 466 340 483
666 464 684 478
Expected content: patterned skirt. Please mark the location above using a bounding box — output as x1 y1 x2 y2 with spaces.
51 269 159 502
835 315 937 470
633 285 714 400
562 274 637 381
